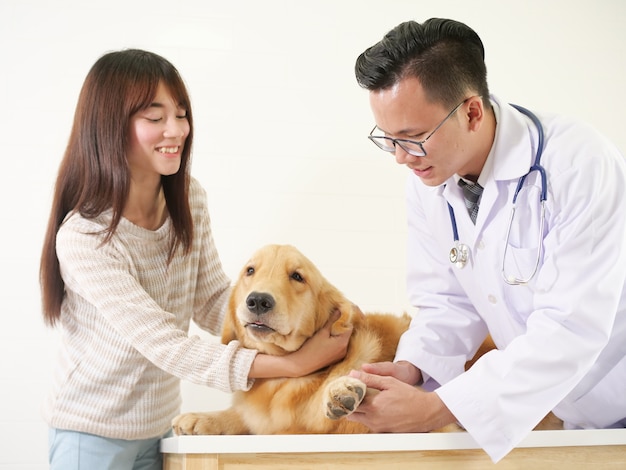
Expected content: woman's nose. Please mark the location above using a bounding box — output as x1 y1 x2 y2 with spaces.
164 118 188 138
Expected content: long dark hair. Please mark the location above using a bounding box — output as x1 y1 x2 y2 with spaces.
40 49 195 327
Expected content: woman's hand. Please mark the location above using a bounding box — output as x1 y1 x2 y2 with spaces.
288 309 353 376
248 309 353 379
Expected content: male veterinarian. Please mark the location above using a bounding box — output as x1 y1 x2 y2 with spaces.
345 18 626 462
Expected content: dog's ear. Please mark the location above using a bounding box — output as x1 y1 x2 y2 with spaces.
330 301 364 336
221 286 239 344
319 283 364 335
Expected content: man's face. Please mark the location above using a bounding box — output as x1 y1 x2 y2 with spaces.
369 77 484 186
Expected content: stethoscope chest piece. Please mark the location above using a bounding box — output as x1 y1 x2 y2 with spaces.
444 103 546 281
449 242 469 269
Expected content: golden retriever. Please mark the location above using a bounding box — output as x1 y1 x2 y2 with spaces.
171 244 561 435
172 243 411 435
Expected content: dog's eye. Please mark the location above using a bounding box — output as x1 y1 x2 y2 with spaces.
291 272 304 283
246 267 255 276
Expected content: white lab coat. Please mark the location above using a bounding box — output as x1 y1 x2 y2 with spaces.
395 96 626 462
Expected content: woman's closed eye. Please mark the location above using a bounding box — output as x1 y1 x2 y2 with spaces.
142 113 187 123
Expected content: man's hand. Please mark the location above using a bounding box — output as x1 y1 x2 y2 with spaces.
360 360 422 385
345 368 455 433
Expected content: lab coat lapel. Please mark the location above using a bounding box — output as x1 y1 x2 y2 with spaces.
474 99 538 230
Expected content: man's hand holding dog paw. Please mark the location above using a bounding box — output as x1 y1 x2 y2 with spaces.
345 369 456 433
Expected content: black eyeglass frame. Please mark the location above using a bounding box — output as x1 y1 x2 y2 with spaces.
368 97 476 157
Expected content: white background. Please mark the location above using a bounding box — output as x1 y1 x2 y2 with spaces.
1 1 624 468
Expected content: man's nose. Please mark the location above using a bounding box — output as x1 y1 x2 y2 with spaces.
394 145 415 165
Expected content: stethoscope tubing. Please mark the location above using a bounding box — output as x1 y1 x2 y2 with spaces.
447 103 546 277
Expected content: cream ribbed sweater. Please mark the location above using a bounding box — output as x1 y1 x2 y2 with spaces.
43 178 257 440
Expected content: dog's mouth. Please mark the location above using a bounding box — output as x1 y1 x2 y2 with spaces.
245 321 276 334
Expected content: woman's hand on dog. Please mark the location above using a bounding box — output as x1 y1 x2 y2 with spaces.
249 309 352 379
288 308 353 375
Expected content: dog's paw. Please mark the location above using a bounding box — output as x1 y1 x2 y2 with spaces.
324 376 367 420
172 412 226 435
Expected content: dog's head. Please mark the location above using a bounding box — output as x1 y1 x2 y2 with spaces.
222 244 359 355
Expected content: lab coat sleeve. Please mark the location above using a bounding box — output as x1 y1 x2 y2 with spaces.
435 118 626 462
395 175 489 385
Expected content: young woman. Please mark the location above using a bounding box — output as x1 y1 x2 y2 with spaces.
40 49 351 470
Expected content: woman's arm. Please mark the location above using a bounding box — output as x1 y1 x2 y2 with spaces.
248 310 352 378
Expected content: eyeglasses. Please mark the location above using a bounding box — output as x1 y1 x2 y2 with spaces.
368 97 473 157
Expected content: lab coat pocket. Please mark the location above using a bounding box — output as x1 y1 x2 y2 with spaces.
502 245 539 285
501 183 543 284
501 245 536 322
504 184 542 249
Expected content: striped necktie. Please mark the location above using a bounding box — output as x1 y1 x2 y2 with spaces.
458 179 484 224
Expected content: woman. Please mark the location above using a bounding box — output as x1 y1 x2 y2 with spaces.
40 49 351 469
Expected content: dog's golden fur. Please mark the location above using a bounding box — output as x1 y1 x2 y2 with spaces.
172 244 561 435
172 244 410 435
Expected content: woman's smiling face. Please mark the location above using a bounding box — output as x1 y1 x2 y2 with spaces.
126 81 190 181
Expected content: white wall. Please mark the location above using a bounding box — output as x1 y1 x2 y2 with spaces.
1 0 624 468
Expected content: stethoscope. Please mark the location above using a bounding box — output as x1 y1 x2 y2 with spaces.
448 104 547 286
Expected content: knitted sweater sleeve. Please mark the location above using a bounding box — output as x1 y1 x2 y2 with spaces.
56 193 256 394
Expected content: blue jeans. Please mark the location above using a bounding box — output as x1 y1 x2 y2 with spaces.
49 428 171 470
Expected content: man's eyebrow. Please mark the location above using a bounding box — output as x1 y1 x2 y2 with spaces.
376 125 425 137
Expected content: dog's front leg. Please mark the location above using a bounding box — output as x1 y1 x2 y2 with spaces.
172 408 249 435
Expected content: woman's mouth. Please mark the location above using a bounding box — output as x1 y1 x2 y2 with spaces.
157 146 180 154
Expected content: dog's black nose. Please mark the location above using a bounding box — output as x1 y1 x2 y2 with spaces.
246 292 275 315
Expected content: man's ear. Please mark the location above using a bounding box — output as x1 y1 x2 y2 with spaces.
467 95 485 132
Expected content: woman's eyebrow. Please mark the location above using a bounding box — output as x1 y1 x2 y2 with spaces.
146 101 187 110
